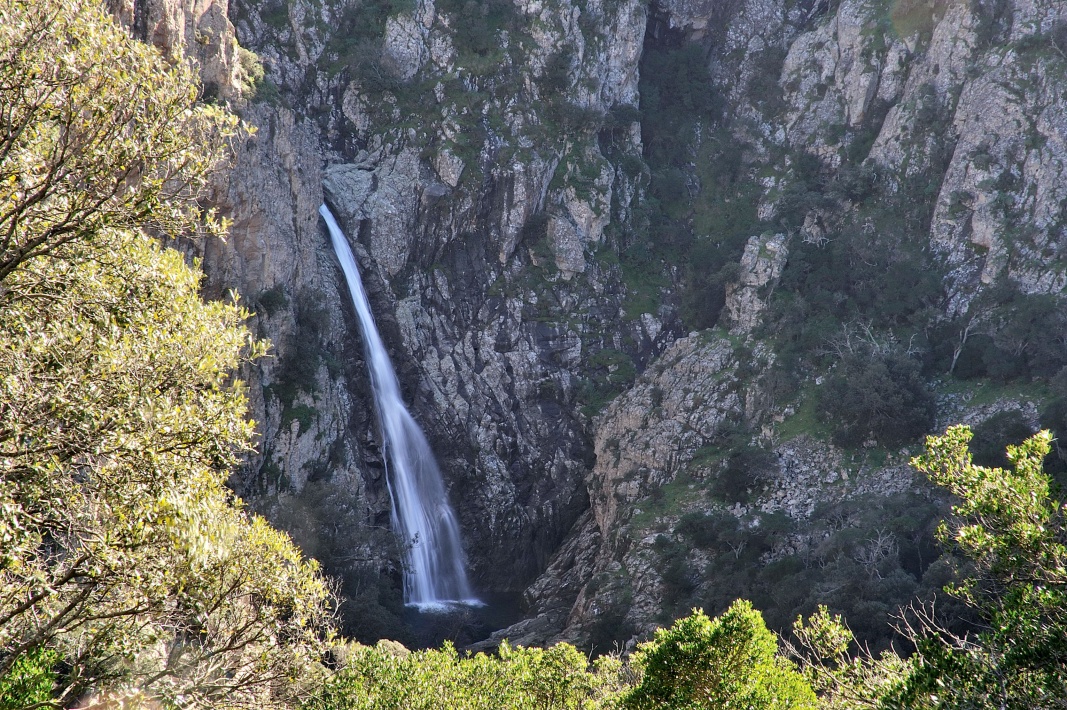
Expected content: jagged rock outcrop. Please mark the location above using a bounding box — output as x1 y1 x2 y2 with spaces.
481 0 1067 646
724 233 789 333
474 331 753 647
772 0 1067 308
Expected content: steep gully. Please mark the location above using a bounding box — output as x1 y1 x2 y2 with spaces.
320 204 478 610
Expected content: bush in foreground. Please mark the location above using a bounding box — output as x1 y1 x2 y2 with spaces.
624 601 816 710
306 640 627 710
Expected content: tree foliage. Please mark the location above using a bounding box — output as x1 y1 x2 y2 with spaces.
305 640 627 710
891 426 1067 707
968 410 1036 469
787 605 908 710
817 349 935 448
299 420 1067 710
623 602 816 710
0 183 333 710
0 647 58 710
941 290 1067 382
0 0 238 282
789 427 1067 708
0 2 333 708
663 492 951 655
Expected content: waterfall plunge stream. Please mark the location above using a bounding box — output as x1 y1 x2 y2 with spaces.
320 204 479 610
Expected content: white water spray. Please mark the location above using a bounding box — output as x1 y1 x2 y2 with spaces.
320 204 479 610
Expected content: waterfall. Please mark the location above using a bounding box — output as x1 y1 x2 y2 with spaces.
320 204 479 610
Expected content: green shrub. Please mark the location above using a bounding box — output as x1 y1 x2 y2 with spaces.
640 43 717 165
945 291 1067 382
970 410 1036 468
587 599 636 657
653 535 698 611
773 222 942 347
624 603 816 710
305 639 626 710
746 45 788 117
539 50 573 94
712 446 778 504
270 292 333 407
674 493 951 653
257 284 289 316
436 0 519 69
817 351 936 448
675 510 746 551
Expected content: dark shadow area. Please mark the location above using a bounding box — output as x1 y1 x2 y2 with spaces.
402 591 525 650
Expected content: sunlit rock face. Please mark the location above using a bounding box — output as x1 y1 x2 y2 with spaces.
107 0 247 100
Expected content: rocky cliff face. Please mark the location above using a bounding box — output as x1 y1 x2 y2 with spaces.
111 0 675 622
222 0 681 592
498 0 1067 648
115 0 1067 647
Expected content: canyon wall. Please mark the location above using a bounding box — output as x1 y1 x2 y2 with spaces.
114 0 1067 645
